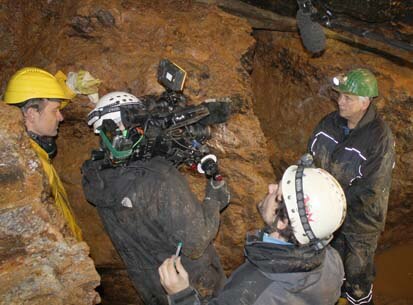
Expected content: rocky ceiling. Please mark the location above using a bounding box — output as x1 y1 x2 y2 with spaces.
242 0 413 22
219 0 413 64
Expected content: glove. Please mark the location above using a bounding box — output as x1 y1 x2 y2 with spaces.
81 159 105 190
205 178 231 211
298 153 315 168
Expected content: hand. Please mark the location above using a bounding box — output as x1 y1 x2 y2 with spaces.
258 183 281 224
206 179 231 211
272 182 283 203
269 182 284 205
159 256 189 295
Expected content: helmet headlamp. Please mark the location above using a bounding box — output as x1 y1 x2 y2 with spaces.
332 74 347 87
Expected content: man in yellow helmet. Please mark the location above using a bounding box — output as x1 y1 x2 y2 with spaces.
3 67 82 241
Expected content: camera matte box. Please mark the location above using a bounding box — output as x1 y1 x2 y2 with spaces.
157 59 187 92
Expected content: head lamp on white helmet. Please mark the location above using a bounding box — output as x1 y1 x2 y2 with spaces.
87 91 143 133
281 162 346 249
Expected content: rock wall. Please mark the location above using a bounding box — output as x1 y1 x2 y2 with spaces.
45 0 274 272
251 30 413 249
0 104 100 304
1 1 411 304
0 0 274 303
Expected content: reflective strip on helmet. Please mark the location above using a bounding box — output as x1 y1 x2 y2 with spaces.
87 115 99 126
87 101 145 126
87 105 122 126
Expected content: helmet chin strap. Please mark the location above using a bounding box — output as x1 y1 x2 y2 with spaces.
264 209 286 236
263 223 279 236
28 131 57 158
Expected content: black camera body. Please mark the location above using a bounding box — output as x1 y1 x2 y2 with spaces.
93 59 230 169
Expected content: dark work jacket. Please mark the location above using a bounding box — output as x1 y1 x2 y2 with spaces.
308 105 395 234
81 157 226 305
168 233 344 305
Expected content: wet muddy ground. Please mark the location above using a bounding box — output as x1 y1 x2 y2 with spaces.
374 244 413 305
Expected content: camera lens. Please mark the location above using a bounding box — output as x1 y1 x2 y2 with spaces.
188 124 211 141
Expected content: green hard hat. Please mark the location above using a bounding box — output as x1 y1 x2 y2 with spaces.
332 68 378 97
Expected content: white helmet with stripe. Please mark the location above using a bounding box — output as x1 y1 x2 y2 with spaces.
281 164 347 247
87 91 143 133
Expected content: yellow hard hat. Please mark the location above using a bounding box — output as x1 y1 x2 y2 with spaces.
3 67 73 108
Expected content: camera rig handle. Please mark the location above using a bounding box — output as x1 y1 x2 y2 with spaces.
197 154 222 181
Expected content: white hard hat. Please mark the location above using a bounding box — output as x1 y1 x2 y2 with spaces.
281 165 347 246
87 91 143 133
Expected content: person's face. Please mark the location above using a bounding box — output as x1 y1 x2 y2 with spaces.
257 184 281 226
30 99 64 137
337 93 369 123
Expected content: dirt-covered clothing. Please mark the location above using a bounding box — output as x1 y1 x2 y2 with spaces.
307 104 395 304
167 231 344 305
307 104 395 234
331 231 379 304
81 157 227 305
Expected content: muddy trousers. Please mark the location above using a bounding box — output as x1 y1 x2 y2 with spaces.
331 231 380 305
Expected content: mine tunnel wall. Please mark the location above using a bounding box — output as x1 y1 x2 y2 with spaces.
0 1 412 304
1 1 274 303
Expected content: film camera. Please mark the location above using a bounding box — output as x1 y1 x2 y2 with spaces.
89 59 230 179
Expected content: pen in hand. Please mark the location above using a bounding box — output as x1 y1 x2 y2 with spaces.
174 242 183 274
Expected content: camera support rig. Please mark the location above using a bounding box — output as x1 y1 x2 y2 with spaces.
91 59 230 180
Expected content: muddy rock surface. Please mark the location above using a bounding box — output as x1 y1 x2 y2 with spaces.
0 1 273 303
0 1 412 304
0 104 100 305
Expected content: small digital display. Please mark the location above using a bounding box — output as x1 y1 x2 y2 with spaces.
157 59 187 91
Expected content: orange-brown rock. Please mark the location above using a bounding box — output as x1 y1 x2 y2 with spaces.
0 0 274 303
0 1 412 304
27 1 276 276
0 103 100 305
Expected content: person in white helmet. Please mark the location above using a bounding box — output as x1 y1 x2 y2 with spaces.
82 92 230 305
86 91 144 134
159 157 346 305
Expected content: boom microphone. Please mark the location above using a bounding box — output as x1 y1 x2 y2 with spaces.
296 1 326 53
198 102 231 126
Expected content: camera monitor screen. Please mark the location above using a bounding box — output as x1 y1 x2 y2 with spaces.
157 59 187 92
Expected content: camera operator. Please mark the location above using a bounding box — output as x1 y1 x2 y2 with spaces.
81 91 230 305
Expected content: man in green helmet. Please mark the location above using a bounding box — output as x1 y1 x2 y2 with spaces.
307 68 395 305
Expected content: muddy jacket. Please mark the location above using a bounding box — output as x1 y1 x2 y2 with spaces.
81 156 228 305
168 234 344 305
308 105 395 233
